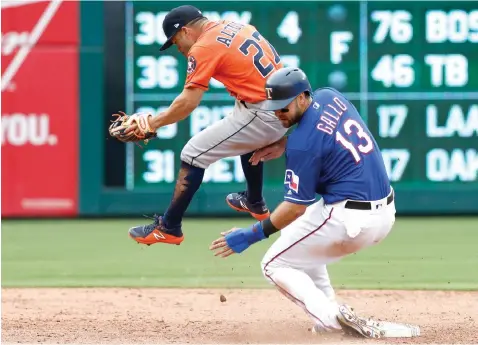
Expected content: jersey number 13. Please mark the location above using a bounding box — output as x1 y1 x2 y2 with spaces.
336 119 374 163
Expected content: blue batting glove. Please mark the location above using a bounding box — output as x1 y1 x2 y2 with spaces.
225 222 267 254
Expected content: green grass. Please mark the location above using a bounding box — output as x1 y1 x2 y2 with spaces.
2 217 478 290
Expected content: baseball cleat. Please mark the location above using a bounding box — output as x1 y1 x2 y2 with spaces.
337 304 384 339
226 191 270 221
128 215 184 246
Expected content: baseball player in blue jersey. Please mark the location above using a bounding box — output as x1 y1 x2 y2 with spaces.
210 67 397 338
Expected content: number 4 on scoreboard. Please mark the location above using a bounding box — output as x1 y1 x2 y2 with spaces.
277 11 302 44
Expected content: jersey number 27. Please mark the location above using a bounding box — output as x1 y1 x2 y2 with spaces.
238 31 281 78
336 119 374 163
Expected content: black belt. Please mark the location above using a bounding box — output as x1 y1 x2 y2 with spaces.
344 190 394 210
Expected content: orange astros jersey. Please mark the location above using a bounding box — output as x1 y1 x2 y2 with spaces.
184 20 283 103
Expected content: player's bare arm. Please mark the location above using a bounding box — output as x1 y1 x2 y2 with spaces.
210 201 306 258
116 87 205 138
150 87 205 129
270 201 306 229
249 136 288 166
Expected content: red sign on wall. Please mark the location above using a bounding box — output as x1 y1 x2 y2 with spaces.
1 0 79 216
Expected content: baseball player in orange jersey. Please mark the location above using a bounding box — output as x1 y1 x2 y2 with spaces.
128 5 288 246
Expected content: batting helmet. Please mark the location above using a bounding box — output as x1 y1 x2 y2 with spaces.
262 67 312 111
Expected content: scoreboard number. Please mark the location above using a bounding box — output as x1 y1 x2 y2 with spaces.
135 11 168 45
137 56 179 89
371 55 414 88
377 105 408 138
277 11 302 44
143 150 175 183
381 149 410 182
371 10 413 44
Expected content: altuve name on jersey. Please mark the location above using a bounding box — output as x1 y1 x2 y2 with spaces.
216 22 245 48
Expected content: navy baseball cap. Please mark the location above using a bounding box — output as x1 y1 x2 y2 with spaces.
262 67 312 111
159 5 205 51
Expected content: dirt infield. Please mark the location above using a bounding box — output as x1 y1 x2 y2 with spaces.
2 288 477 344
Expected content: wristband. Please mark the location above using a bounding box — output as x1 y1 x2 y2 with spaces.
245 221 267 244
224 222 266 254
261 217 280 238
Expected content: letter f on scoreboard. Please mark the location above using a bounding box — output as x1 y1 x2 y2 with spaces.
330 32 353 64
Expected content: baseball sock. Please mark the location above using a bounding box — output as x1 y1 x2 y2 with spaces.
240 151 263 204
163 161 205 231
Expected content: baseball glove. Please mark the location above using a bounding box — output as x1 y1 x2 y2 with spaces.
109 111 157 145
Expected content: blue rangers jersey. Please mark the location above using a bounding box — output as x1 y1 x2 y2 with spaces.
284 87 391 205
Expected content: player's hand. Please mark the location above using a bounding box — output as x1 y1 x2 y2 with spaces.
109 112 157 144
123 113 156 134
249 136 287 165
209 228 239 258
210 223 267 257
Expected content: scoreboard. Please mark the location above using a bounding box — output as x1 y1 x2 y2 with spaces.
124 1 478 213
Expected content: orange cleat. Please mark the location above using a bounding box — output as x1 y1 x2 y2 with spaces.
225 191 270 221
128 215 184 246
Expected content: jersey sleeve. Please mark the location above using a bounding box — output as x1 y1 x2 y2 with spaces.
283 149 320 205
184 46 222 91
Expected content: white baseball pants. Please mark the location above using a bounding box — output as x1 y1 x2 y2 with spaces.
261 191 396 332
